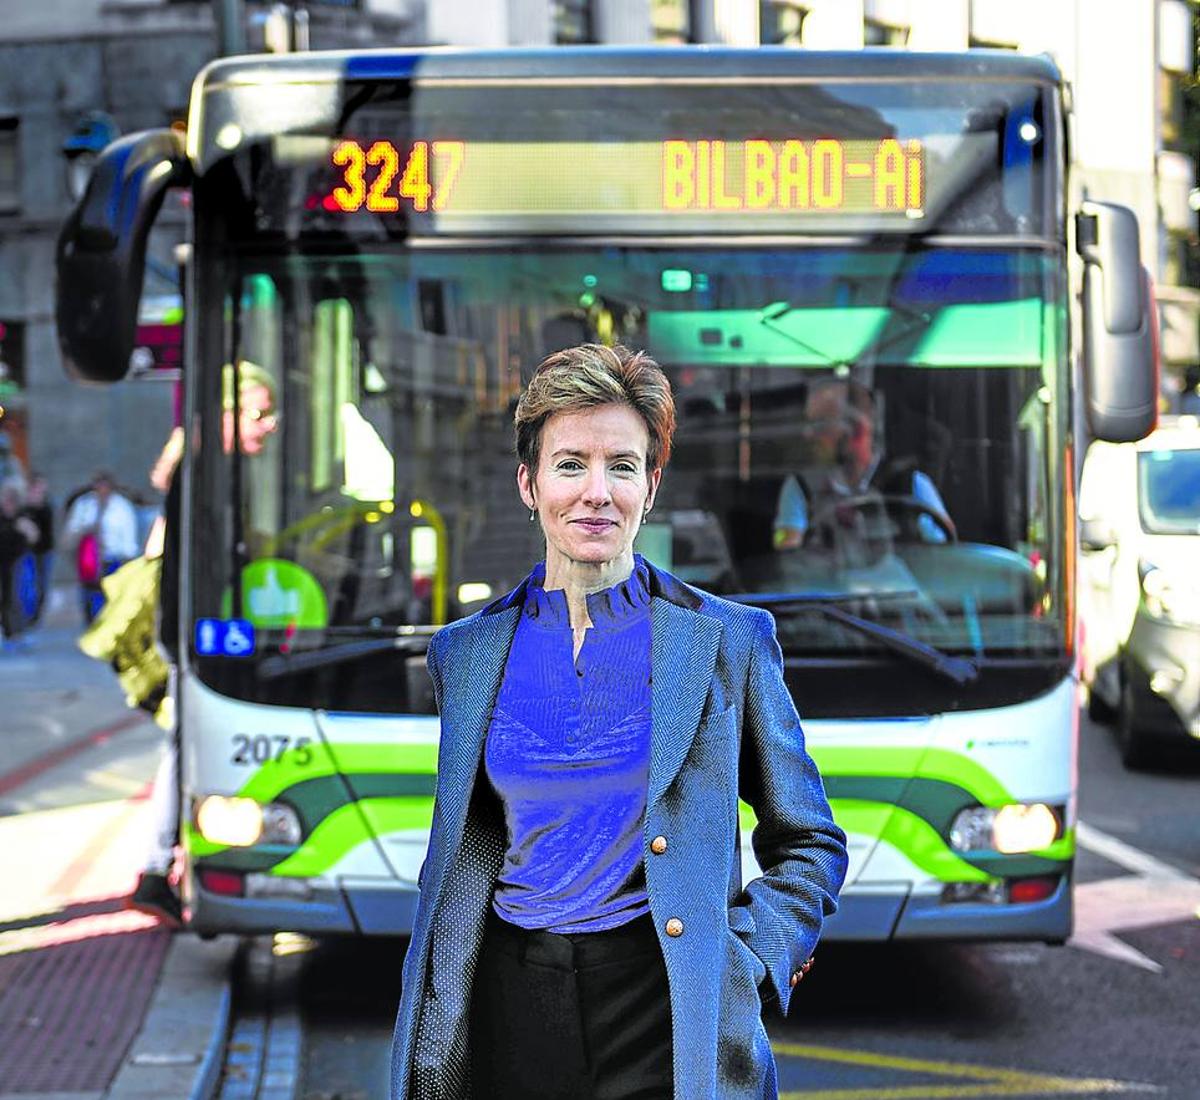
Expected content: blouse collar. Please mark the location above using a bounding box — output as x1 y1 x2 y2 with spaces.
524 555 652 629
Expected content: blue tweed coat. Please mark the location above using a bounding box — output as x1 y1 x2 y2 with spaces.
390 561 848 1100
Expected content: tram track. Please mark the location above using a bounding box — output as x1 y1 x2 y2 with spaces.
214 933 398 1100
214 936 305 1100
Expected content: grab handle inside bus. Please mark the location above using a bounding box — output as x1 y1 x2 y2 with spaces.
55 127 191 383
1075 200 1158 443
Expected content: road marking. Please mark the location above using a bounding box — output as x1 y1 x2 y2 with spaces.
773 1042 1162 1097
1072 822 1200 972
0 712 150 798
1077 822 1192 881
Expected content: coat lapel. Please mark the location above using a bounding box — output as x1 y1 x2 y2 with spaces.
649 596 723 807
434 605 521 847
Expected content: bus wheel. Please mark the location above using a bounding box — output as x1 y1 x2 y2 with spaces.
1116 677 1152 770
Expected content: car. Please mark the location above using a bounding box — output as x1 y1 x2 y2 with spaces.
1078 416 1200 767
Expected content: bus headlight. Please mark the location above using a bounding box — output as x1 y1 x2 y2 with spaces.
194 796 302 847
949 803 1060 854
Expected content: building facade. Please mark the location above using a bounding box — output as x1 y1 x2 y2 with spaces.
0 0 420 524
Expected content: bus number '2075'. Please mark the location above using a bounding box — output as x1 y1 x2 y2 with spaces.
231 735 313 766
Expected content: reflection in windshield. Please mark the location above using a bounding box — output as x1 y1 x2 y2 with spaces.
192 246 1067 712
1139 449 1200 534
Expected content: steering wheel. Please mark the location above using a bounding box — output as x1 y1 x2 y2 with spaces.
882 493 957 543
803 492 957 546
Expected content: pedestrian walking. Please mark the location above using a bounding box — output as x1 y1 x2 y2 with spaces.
128 364 277 926
0 481 37 648
126 428 186 926
21 472 55 623
63 471 141 624
390 344 848 1100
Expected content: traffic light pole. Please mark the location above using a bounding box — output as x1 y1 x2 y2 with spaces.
213 0 246 56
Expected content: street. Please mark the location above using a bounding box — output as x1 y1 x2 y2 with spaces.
223 716 1200 1100
2 616 1199 1100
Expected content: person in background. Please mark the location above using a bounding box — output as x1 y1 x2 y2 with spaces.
773 377 952 554
125 430 187 927
0 431 27 498
22 473 55 624
63 470 141 624
0 481 37 649
129 363 277 926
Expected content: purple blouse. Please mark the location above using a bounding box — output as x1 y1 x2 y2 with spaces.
484 557 653 933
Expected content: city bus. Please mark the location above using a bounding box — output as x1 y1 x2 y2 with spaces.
56 47 1156 941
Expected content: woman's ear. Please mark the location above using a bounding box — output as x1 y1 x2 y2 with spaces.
645 467 663 512
516 463 536 511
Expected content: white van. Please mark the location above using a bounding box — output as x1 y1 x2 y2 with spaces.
1078 416 1200 767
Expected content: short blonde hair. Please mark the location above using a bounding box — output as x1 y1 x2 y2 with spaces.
514 344 675 475
221 359 276 412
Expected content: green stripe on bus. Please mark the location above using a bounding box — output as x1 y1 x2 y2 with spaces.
281 772 438 836
737 798 990 884
235 742 439 805
192 744 1063 884
188 770 437 862
809 747 1013 805
834 800 991 883
272 797 436 877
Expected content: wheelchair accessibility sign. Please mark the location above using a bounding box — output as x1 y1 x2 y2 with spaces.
195 618 257 658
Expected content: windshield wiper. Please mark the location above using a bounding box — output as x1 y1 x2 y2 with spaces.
255 630 433 681
728 590 979 685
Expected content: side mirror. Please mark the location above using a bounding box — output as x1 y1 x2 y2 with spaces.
1079 516 1117 553
55 128 191 383
1076 201 1158 443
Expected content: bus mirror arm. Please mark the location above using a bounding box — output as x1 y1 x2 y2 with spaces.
55 127 192 384
1075 201 1158 444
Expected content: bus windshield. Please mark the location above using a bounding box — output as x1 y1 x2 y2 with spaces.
191 244 1070 715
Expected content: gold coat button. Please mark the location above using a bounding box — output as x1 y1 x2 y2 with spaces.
665 917 684 937
650 835 668 854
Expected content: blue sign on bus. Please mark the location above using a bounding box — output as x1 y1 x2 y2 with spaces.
195 618 256 658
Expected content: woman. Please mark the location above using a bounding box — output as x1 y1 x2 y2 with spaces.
391 344 847 1100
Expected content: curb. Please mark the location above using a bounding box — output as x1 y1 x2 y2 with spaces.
104 934 239 1100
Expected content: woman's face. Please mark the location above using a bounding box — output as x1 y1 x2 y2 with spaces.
518 403 661 573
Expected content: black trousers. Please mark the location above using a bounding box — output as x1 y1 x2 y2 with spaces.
469 910 674 1100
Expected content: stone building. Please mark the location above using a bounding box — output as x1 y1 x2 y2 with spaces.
0 0 420 521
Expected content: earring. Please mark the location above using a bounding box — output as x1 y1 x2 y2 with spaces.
528 507 536 524
643 505 652 519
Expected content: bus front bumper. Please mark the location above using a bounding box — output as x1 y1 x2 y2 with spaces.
187 875 421 937
823 875 1072 943
186 876 1072 943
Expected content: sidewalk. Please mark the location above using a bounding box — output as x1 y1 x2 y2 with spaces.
0 592 234 1100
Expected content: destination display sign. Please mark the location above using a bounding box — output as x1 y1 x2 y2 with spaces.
321 137 927 227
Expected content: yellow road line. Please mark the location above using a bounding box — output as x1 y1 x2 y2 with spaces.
779 1086 1145 1099
772 1042 1160 1098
